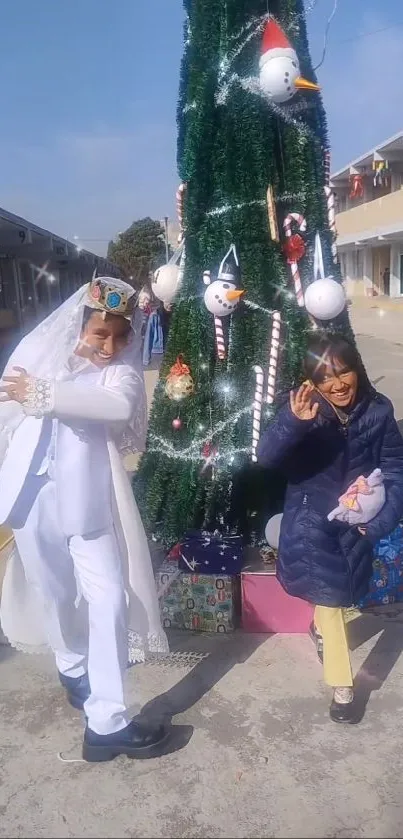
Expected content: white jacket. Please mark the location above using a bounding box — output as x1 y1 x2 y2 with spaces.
0 362 168 663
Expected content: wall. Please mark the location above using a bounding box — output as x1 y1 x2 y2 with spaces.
336 187 403 239
339 243 403 298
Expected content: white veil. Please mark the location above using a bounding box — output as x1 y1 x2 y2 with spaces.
0 278 148 463
0 278 169 662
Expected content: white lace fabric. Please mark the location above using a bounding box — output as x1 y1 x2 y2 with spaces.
23 378 54 417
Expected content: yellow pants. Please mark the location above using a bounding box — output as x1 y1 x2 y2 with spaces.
314 606 353 688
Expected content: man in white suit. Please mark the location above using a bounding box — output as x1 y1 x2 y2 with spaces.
0 277 169 762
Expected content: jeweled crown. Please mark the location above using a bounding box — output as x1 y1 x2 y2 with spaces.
88 278 136 320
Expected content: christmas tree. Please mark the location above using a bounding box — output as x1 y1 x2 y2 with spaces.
135 0 351 548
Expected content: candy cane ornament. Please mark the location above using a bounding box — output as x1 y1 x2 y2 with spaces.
324 186 338 264
202 270 226 360
323 147 331 187
176 182 187 243
214 317 226 360
252 365 264 462
266 311 281 405
283 213 306 307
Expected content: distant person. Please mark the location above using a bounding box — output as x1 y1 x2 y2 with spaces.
0 277 169 762
258 334 403 723
161 302 172 346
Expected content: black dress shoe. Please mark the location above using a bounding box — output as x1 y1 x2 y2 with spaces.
82 719 169 763
329 698 356 724
58 672 91 711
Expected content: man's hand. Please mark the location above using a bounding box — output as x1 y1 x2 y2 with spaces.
290 382 319 421
0 367 30 404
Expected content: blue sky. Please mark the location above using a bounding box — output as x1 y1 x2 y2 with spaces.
1 0 402 255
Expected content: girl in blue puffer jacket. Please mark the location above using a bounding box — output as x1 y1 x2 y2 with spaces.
257 333 403 723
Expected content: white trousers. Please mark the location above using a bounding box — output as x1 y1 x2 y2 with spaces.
10 476 130 736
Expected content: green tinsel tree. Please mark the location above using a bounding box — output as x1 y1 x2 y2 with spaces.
135 0 352 548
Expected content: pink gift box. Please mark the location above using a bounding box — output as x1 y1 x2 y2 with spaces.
241 562 314 634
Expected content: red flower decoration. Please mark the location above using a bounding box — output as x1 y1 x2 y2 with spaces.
349 174 364 200
202 442 218 460
283 233 306 264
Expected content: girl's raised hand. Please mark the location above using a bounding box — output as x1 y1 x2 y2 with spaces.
290 381 319 421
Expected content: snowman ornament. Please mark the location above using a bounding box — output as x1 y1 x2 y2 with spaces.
259 18 320 104
203 244 244 360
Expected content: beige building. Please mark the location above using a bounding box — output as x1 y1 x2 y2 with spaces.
332 131 403 298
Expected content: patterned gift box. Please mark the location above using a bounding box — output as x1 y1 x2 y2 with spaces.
156 560 240 633
358 524 403 608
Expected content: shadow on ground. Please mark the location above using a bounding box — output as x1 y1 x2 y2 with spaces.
348 607 403 721
139 630 268 738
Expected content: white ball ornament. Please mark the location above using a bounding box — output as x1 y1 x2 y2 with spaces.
265 514 283 550
304 278 346 321
152 263 181 305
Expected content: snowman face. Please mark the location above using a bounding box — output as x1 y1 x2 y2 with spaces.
204 280 243 317
260 55 300 103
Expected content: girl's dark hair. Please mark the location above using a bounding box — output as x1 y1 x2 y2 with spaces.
304 333 372 394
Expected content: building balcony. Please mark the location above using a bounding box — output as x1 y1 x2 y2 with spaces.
336 188 403 248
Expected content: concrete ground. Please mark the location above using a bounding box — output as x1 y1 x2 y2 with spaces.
2 305 403 838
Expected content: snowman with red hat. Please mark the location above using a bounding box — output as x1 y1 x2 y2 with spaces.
259 18 319 104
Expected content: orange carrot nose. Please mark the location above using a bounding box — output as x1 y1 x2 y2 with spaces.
294 76 320 92
226 289 245 302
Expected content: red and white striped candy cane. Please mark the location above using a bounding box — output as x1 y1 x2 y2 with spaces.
283 213 306 307
252 365 264 462
266 311 281 404
176 182 187 243
323 148 331 187
324 186 337 264
215 317 226 360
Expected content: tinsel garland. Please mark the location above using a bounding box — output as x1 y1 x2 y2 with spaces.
135 0 351 549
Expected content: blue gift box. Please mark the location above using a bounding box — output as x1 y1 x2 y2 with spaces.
178 530 245 576
358 524 403 608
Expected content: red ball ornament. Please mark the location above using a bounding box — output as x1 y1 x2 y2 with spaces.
172 418 182 430
283 233 306 264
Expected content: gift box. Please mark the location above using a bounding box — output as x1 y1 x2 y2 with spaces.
241 560 314 633
358 524 403 608
156 560 240 633
179 530 244 576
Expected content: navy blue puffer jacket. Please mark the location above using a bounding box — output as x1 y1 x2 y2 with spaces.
257 391 403 607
